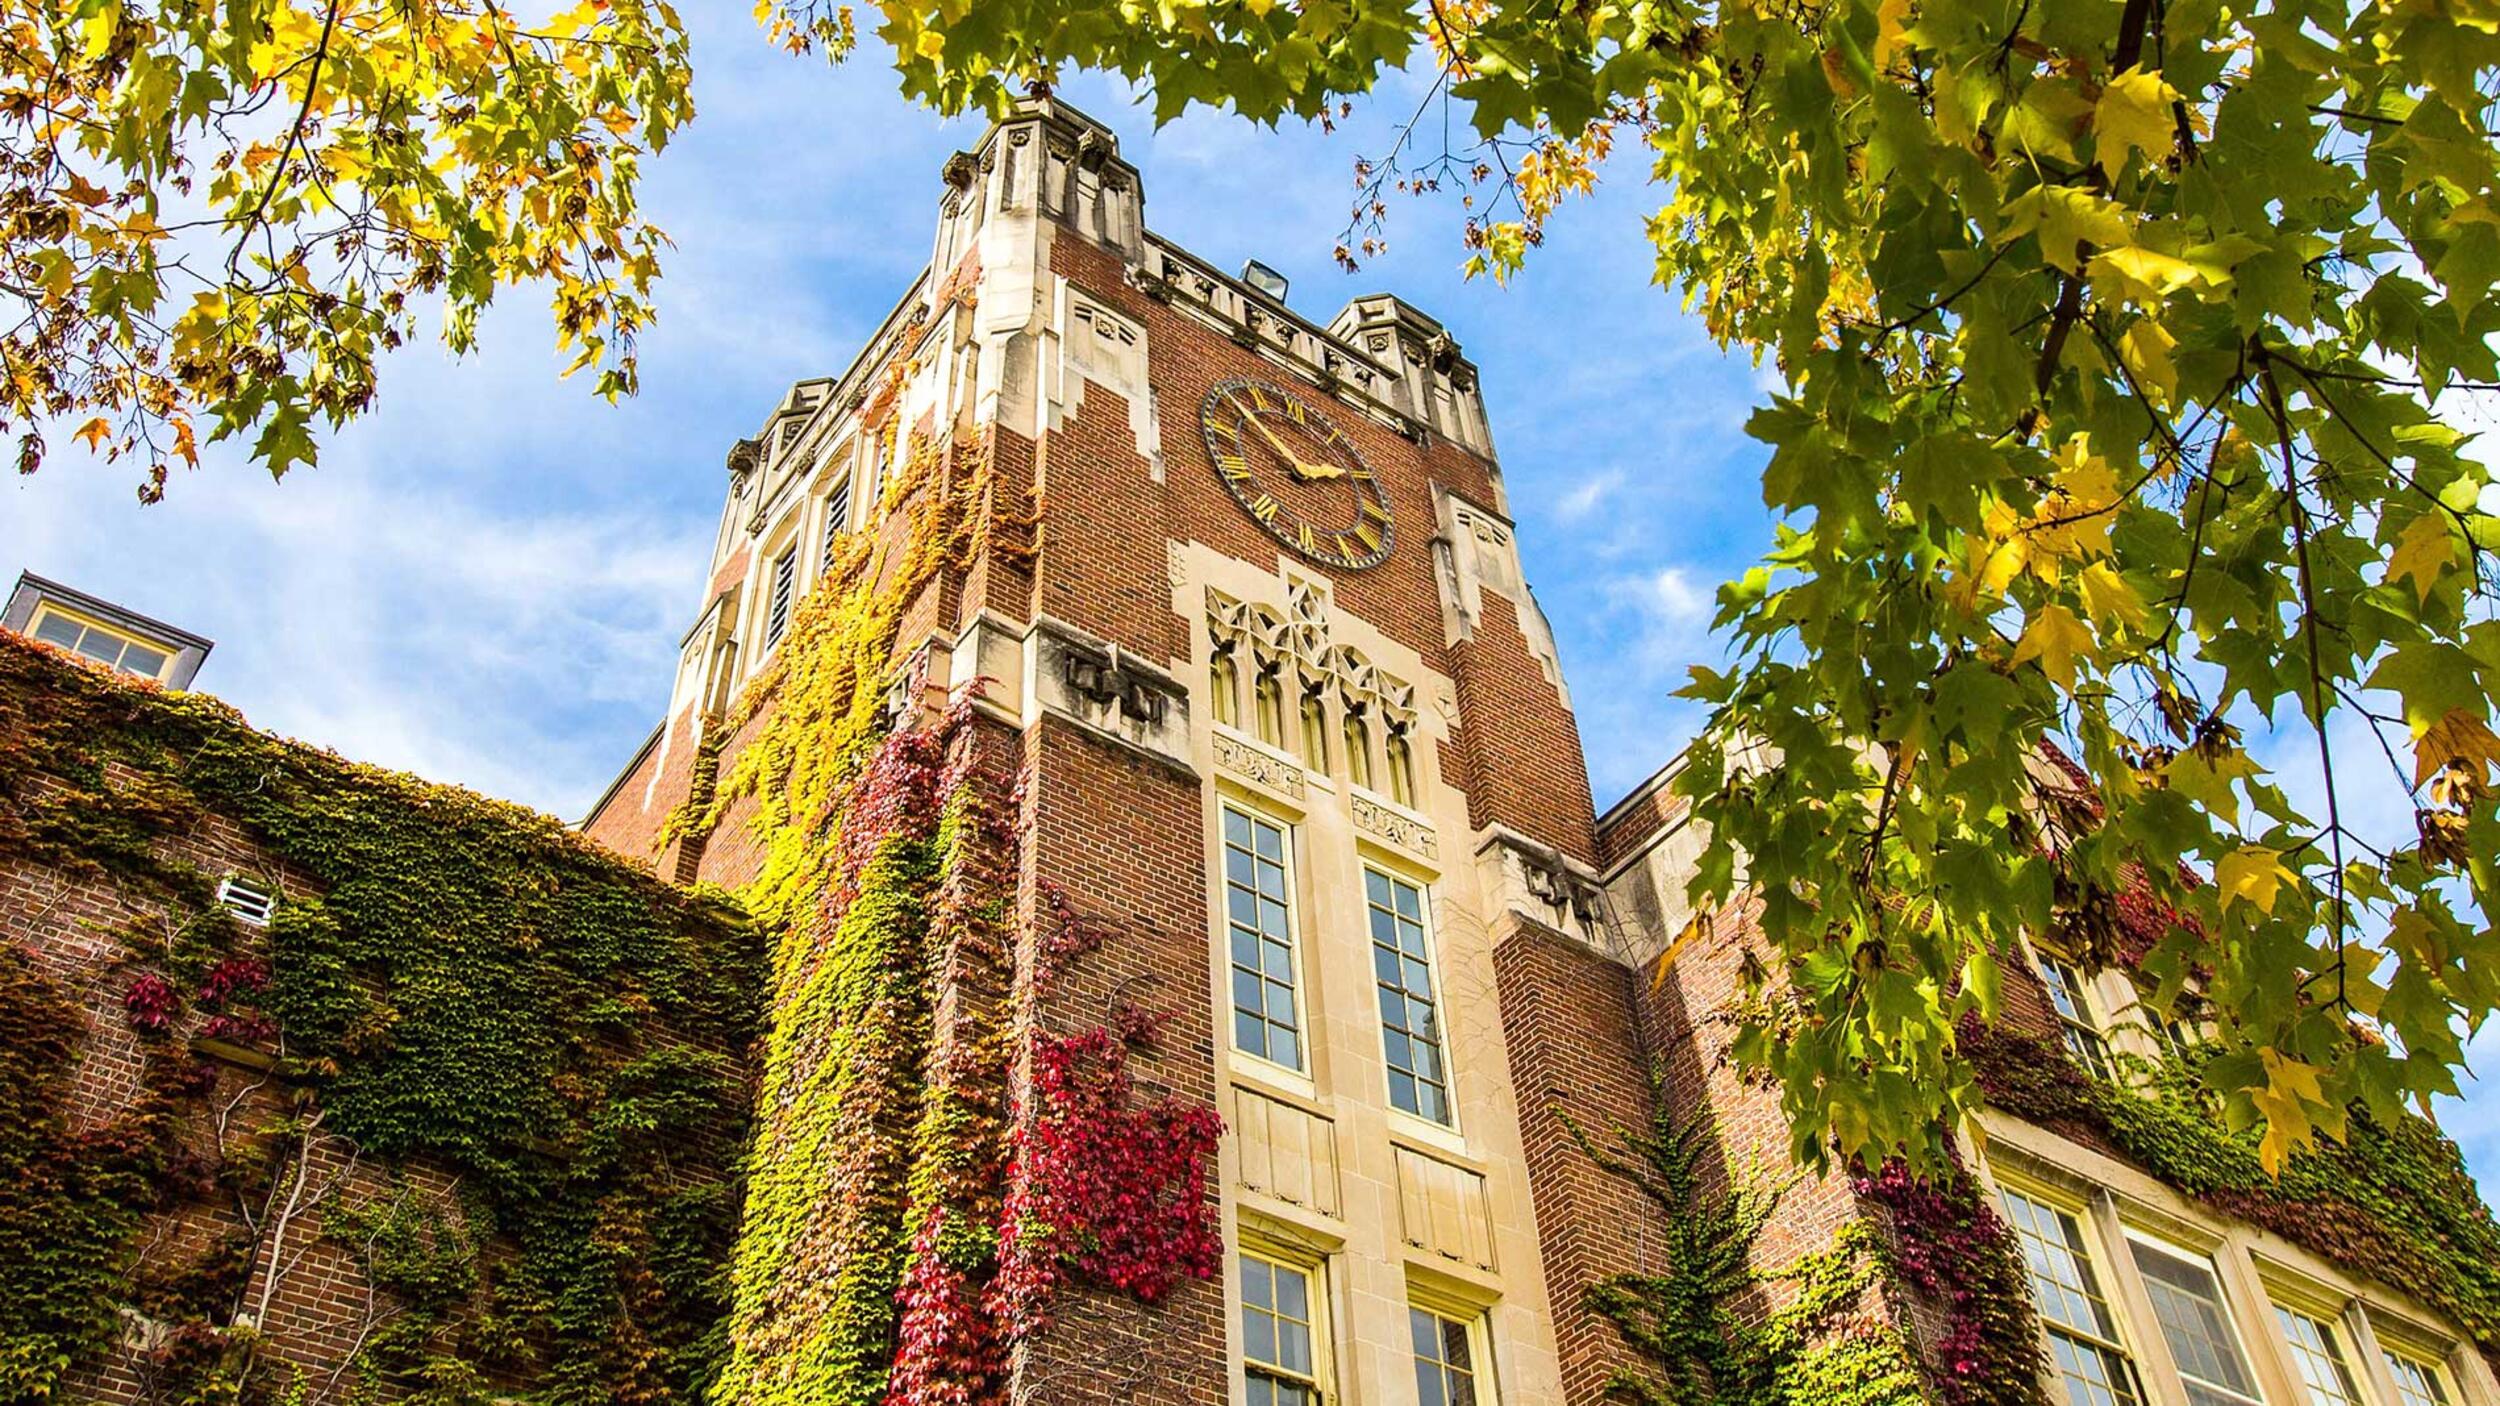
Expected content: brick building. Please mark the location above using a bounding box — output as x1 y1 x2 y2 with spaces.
576 97 2500 1406
10 93 2498 1406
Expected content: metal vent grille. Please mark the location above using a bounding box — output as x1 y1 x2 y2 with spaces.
217 873 275 927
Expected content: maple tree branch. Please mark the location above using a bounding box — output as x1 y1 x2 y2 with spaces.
2260 355 2350 1008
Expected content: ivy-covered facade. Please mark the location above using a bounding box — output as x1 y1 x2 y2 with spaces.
8 90 2499 1406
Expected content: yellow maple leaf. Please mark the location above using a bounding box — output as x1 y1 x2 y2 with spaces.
2012 604 2095 689
2215 845 2291 915
2078 561 2149 634
2002 184 2131 274
2119 318 2179 408
2089 243 2206 305
72 415 110 451
2414 707 2500 787
1872 0 1914 71
2251 1047 2325 1177
2094 66 2181 180
2388 511 2456 603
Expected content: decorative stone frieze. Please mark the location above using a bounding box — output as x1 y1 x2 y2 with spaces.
1213 731 1305 801
1351 793 1438 861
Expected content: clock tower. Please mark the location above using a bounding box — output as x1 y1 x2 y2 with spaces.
586 98 1648 1405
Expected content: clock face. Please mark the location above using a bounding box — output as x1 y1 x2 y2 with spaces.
1200 377 1395 570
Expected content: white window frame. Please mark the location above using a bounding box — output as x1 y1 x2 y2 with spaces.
1364 862 1459 1134
2000 1181 2147 1406
1219 802 1312 1083
2121 1227 2268 1406
2270 1296 2372 1406
2032 946 2118 1079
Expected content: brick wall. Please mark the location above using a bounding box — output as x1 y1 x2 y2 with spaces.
1009 714 1227 1404
1 705 746 1403
1491 920 1668 1402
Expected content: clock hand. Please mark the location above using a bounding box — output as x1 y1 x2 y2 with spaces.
1237 401 1322 480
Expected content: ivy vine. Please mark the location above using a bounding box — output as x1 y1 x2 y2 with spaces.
0 627 760 1403
1965 1014 2500 1361
1568 1096 1929 1406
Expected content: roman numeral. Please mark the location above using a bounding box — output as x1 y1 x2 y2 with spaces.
1299 522 1317 551
1354 522 1381 550
1248 386 1270 411
1349 466 1375 481
1216 453 1250 480
1286 399 1306 424
1359 496 1389 522
1250 495 1279 523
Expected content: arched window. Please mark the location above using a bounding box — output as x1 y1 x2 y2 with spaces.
1343 710 1373 791
1385 728 1417 807
1210 649 1240 729
1299 688 1330 773
1254 669 1286 749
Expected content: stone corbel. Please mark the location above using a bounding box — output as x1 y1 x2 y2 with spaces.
1032 617 1195 776
1475 827 1615 957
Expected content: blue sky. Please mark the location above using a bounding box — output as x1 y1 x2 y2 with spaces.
2 9 2492 1192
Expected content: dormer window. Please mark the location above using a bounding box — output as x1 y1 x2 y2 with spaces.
32 606 171 680
7 573 211 688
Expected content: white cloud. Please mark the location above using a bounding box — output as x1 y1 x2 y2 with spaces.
1553 469 1623 523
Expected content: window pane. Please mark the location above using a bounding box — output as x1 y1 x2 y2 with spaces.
2274 1307 2363 1406
1410 1306 1482 1406
2387 1353 2452 1406
32 613 82 648
2003 1190 2139 1406
2127 1242 2258 1403
73 631 123 665
1224 810 1301 1069
1369 869 1452 1124
118 642 168 678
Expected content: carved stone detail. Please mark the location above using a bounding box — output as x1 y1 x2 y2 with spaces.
1214 732 1304 800
1352 794 1437 860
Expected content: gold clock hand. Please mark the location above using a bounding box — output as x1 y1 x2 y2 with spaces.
1237 400 1320 479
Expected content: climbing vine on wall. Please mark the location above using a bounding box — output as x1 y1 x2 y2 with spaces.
1964 1014 2500 1357
1849 1156 2048 1406
0 628 760 1403
1567 1097 1928 1406
703 411 1213 1406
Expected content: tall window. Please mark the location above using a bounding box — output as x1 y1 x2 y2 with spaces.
2037 954 2114 1078
1254 669 1286 748
2274 1306 2365 1406
1411 1304 1487 1406
2127 1239 2262 1406
1368 868 1451 1125
1385 727 1418 807
1299 689 1330 773
2002 1189 2141 1406
820 477 853 570
1241 1249 1325 1406
2386 1352 2454 1406
1343 711 1373 790
1210 650 1241 729
1224 807 1302 1071
764 546 799 647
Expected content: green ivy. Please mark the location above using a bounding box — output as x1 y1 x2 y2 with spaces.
0 629 761 1403
1965 1016 2500 1358
1567 1095 1929 1406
